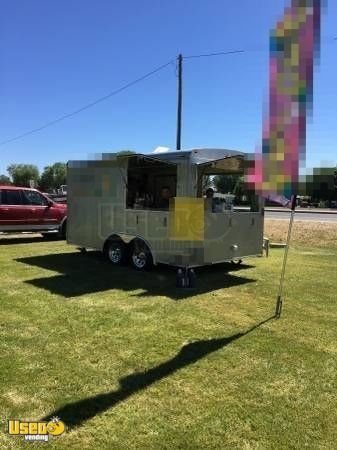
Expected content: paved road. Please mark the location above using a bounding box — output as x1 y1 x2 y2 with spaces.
265 210 337 222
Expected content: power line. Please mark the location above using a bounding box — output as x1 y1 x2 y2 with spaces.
184 49 245 59
0 58 175 146
0 50 245 147
2 38 333 147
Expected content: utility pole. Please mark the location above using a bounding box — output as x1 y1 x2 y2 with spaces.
176 54 183 150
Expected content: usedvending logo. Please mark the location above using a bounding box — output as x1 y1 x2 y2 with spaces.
8 416 65 442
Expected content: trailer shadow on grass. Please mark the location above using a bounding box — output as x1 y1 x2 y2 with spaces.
41 315 274 429
16 251 256 300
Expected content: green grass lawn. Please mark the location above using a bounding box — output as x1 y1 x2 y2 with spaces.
1 234 336 449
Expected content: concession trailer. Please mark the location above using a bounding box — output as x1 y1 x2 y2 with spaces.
67 148 264 284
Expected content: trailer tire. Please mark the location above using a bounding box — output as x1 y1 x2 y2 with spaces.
130 239 153 271
104 239 128 265
231 258 242 266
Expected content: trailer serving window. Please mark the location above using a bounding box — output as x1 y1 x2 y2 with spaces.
196 155 260 211
120 154 177 210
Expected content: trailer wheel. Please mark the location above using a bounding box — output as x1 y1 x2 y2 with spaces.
104 239 127 265
130 239 153 271
231 258 242 266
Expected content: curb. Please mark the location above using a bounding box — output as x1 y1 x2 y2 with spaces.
265 208 337 215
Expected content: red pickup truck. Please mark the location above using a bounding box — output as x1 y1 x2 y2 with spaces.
0 185 67 238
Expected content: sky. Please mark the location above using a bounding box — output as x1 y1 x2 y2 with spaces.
0 0 336 176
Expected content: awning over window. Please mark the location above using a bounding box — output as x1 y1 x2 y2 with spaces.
116 153 177 167
189 148 245 165
197 156 244 174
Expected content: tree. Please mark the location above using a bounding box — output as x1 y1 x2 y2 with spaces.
52 162 67 188
39 162 67 192
7 164 39 187
116 150 135 156
233 176 245 197
300 167 336 203
0 174 11 185
201 175 213 193
39 166 54 192
213 174 240 194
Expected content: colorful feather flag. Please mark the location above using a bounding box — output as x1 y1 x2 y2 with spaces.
246 0 321 206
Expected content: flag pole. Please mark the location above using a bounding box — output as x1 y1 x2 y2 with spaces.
275 194 297 319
